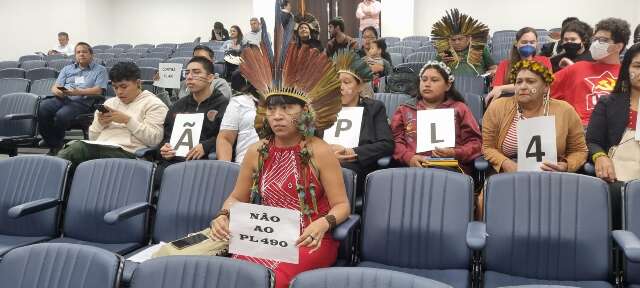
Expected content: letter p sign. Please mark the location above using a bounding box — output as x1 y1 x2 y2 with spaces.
334 119 352 137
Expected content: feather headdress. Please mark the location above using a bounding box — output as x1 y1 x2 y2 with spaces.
431 9 489 71
239 0 341 133
333 49 373 83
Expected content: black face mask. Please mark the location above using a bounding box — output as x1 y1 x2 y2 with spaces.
562 42 582 58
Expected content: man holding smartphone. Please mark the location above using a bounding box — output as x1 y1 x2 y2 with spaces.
38 42 108 155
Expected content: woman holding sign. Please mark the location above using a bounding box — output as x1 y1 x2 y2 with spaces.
586 44 640 228
330 50 394 188
482 60 587 173
390 60 482 174
210 43 350 288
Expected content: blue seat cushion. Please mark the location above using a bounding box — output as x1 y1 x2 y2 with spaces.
0 234 51 255
358 261 469 288
48 237 142 255
484 271 613 288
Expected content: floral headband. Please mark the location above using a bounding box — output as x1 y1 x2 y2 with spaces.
420 60 455 83
509 60 554 84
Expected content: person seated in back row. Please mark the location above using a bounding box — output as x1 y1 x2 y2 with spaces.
176 45 232 100
483 60 587 174
156 57 229 182
57 62 168 169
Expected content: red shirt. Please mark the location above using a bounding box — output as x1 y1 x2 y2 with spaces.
551 61 620 126
629 109 638 129
492 56 552 87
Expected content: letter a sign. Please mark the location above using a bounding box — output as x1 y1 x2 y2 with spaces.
416 108 455 152
169 113 204 157
323 107 364 148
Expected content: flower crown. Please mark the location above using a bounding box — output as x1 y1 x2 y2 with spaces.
420 60 455 82
509 60 554 84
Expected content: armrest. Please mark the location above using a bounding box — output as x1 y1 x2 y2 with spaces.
466 221 487 251
583 162 595 176
377 156 391 168
4 113 35 121
8 198 60 218
332 214 360 241
474 156 489 171
612 230 640 263
104 202 150 225
208 151 217 160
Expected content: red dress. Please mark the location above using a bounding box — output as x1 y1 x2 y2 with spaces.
233 143 339 288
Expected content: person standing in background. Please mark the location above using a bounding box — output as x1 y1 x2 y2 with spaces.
355 0 381 37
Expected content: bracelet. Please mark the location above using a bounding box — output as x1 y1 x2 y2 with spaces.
592 152 607 163
216 209 230 219
324 214 337 230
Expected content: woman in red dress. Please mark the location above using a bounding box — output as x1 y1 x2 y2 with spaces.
210 43 351 288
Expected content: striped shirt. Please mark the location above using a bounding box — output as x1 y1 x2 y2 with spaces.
502 112 523 158
56 60 108 104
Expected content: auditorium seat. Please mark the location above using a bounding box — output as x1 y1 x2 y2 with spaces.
48 159 155 255
402 36 430 45
165 57 191 68
0 243 121 288
149 47 173 53
44 54 67 61
463 93 484 127
157 43 178 50
291 267 452 288
25 67 58 82
0 156 70 254
29 78 57 97
0 78 30 95
471 172 613 288
453 74 486 95
114 43 134 50
136 58 163 68
93 44 113 50
147 51 171 59
18 55 43 63
129 256 271 288
612 180 640 288
104 57 134 68
0 68 26 79
399 40 422 49
0 92 40 156
357 168 475 288
388 46 415 58
173 50 195 58
382 36 401 46
121 52 144 60
95 52 116 60
20 60 46 70
396 62 426 73
105 47 125 55
389 52 403 67
47 58 73 71
373 93 411 120
405 52 436 63
0 61 20 69
416 45 436 53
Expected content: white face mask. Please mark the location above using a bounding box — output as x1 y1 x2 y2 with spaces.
590 41 612 60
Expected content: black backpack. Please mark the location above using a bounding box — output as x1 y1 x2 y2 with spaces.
385 66 417 95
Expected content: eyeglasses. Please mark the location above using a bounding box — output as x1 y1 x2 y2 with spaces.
265 104 301 116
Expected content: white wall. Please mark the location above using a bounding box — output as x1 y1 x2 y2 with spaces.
1 0 639 61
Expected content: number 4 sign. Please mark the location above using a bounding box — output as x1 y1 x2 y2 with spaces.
517 116 558 171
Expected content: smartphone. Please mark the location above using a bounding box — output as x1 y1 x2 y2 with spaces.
95 104 110 113
58 86 69 91
170 233 209 250
444 50 454 57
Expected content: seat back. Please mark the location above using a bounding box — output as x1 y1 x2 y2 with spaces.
138 67 158 81
130 256 270 288
0 68 26 79
47 59 73 71
147 52 171 59
0 78 30 95
389 52 403 66
453 75 485 95
18 55 42 63
173 50 194 58
153 160 239 242
121 52 143 60
373 93 411 120
105 57 134 68
63 159 154 244
134 44 155 49
406 52 436 63
623 180 640 285
114 43 134 50
95 52 116 60
484 172 611 281
396 62 426 74
29 78 57 97
0 243 121 288
361 168 473 270
157 43 177 49
20 60 46 70
136 58 163 69
0 156 70 237
44 54 67 61
93 44 113 50
127 48 149 54
403 36 430 44
26 67 58 82
387 46 415 57
463 93 484 126
291 267 451 288
178 42 197 50
105 48 125 55
165 57 191 68
0 61 20 69
382 37 401 46
399 40 422 49
0 93 39 138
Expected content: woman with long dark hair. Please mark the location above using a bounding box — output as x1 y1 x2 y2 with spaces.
211 21 230 41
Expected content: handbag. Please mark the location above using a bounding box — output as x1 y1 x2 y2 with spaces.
152 228 229 258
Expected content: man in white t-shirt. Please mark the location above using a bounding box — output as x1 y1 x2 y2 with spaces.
216 70 259 163
48 32 74 56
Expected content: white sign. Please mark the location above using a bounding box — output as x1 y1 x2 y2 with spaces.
323 107 364 148
229 202 300 264
169 113 204 157
154 63 182 89
517 116 558 171
416 108 456 153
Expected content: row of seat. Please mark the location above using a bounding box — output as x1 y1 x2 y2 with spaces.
0 67 58 82
0 243 450 288
2 156 639 287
